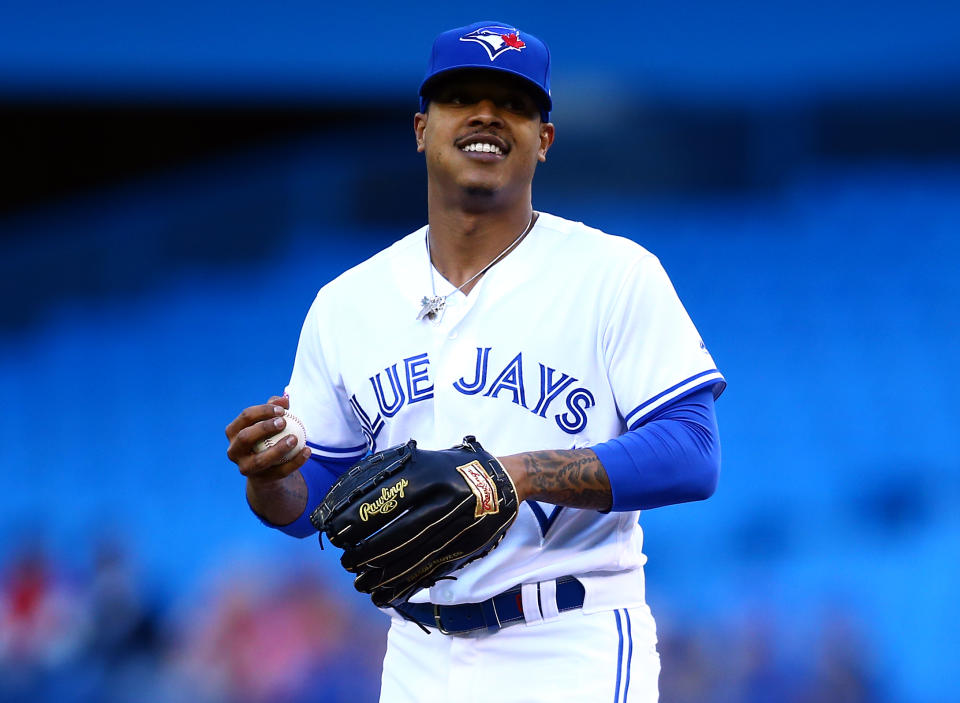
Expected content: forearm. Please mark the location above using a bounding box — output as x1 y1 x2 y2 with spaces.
246 471 309 526
499 449 612 511
499 387 721 513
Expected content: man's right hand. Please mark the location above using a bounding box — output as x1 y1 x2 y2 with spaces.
225 395 311 482
226 395 312 525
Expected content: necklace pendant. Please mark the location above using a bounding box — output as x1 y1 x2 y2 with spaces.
417 295 446 321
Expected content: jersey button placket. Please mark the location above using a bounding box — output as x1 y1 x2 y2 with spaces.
434 293 467 336
430 315 473 449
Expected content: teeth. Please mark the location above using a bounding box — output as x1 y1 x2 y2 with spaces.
462 142 502 155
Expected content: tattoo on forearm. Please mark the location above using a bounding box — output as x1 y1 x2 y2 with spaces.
269 480 308 504
521 449 612 511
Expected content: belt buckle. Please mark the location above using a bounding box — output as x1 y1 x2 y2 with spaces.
433 604 451 635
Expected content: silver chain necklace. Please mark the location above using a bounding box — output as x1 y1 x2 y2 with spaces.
417 213 536 322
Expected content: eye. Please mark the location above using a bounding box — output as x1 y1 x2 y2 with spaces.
438 91 472 106
431 87 466 106
502 94 534 114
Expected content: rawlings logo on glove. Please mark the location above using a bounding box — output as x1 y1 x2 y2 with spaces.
358 479 409 521
310 436 519 611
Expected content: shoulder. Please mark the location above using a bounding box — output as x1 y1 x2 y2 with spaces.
311 227 426 308
535 211 661 276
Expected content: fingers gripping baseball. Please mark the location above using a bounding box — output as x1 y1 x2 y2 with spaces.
311 436 519 610
225 396 310 481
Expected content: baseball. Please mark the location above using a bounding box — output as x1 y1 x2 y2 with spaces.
254 411 307 462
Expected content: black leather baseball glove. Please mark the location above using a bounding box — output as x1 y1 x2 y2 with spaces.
310 436 519 610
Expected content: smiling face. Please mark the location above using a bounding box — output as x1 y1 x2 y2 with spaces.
414 70 555 211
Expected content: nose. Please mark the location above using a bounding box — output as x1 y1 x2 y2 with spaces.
468 98 504 127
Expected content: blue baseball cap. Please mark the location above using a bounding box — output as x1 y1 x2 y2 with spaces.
419 21 552 122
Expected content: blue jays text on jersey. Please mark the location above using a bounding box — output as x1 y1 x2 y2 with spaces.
284 212 725 608
351 347 597 450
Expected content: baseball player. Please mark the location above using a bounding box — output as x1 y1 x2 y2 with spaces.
225 21 725 703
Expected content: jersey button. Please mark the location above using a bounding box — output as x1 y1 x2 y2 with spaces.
448 331 458 340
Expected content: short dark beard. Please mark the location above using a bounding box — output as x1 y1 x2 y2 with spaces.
463 185 497 198
459 185 502 214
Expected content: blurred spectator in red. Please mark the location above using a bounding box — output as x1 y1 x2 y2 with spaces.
0 540 86 700
170 561 384 703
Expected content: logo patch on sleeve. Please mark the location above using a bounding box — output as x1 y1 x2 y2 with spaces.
456 460 500 518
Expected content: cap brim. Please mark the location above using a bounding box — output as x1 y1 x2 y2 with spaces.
419 65 552 114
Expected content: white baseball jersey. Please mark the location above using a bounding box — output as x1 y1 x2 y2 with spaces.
285 211 724 613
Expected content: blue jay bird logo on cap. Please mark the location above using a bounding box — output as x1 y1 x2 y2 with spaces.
460 26 527 61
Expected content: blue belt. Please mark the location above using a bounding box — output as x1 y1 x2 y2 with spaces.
397 577 585 635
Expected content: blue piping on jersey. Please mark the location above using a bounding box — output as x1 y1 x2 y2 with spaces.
526 501 564 538
306 439 368 455
624 609 634 701
626 376 724 431
614 610 625 702
623 369 724 429
613 609 634 702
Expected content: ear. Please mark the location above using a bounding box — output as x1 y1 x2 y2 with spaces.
537 122 556 163
414 113 427 153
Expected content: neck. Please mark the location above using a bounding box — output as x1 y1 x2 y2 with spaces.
426 202 535 291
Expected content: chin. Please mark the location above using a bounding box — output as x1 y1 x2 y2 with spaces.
458 184 508 213
462 184 498 198
457 173 504 197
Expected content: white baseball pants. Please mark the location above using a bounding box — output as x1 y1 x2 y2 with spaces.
379 604 660 702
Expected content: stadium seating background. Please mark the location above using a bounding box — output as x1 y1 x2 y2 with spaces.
2 4 958 702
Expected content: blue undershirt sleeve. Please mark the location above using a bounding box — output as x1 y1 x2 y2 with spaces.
247 454 355 538
591 387 721 511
